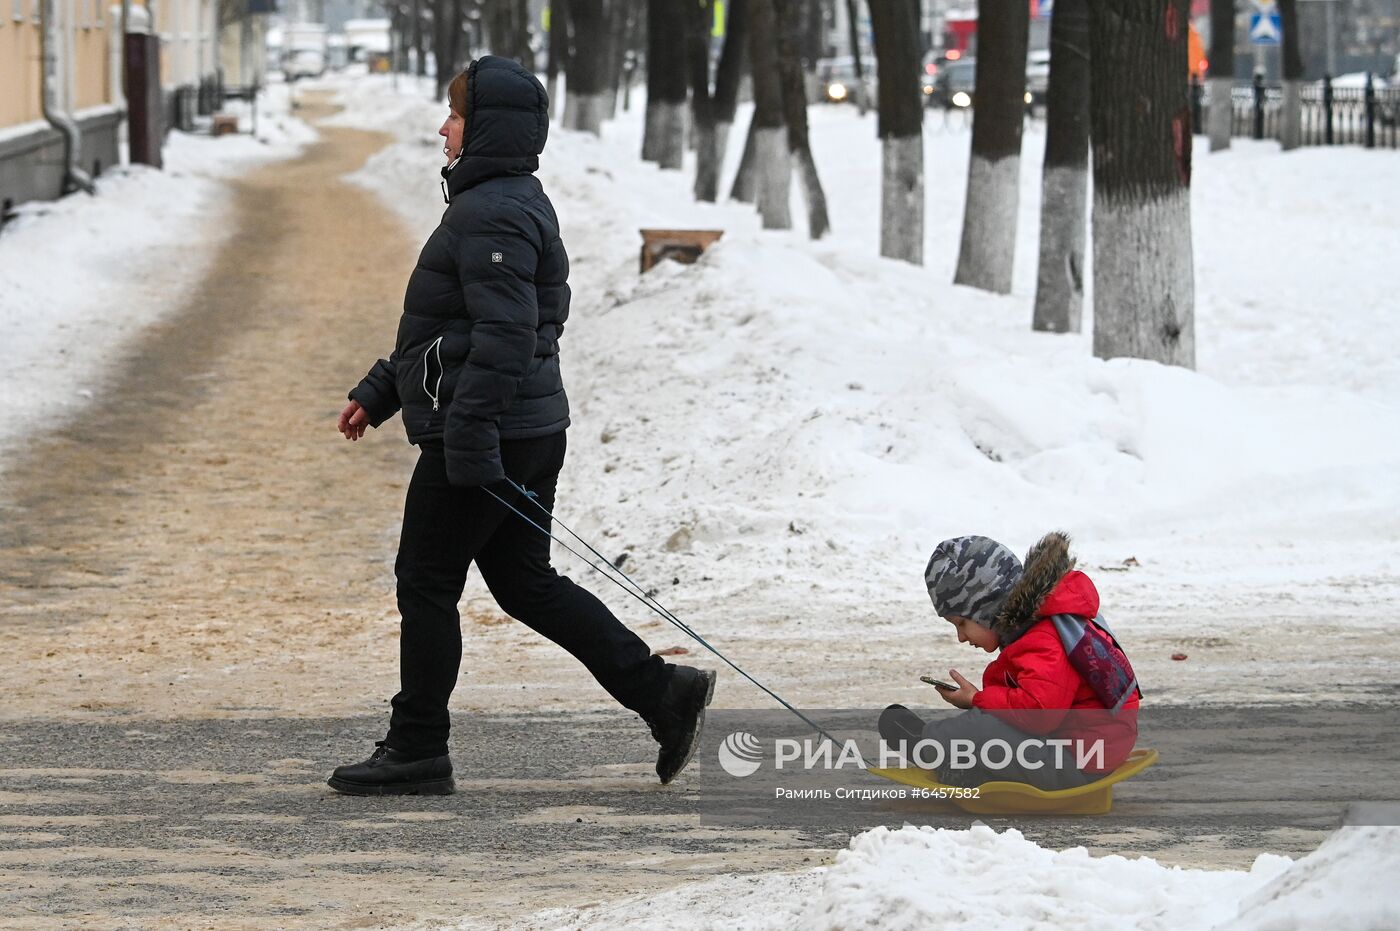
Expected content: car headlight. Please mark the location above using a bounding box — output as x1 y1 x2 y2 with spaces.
1024 91 1033 104
952 91 971 108
828 82 848 101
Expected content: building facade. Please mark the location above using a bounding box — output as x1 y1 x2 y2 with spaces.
1 0 219 215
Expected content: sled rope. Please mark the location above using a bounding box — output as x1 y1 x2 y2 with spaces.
483 481 846 748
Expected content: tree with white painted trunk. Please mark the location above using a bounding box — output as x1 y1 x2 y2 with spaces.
1279 0 1303 150
730 120 760 202
546 0 570 107
774 0 830 238
1207 0 1233 151
745 0 792 228
686 0 720 199
1088 0 1196 368
867 0 923 264
713 0 749 185
690 0 749 202
644 0 688 168
566 0 611 134
953 0 1029 293
1032 0 1090 333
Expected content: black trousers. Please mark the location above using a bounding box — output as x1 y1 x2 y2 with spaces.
385 431 669 758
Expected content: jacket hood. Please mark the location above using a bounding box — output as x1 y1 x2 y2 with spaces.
991 531 1099 645
442 56 550 199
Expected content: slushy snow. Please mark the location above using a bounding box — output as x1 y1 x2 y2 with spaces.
441 824 1399 931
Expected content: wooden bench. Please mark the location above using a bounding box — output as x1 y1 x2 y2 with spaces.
638 228 724 273
211 114 240 136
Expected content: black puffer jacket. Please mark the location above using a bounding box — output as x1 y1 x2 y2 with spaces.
350 56 571 486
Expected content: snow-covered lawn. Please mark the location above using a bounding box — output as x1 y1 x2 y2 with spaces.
327 74 1400 707
440 823 1399 931
0 82 314 464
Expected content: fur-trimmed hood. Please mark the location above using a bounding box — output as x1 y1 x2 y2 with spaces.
991 531 1085 645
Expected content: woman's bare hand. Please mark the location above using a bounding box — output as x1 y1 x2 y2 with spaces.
338 400 369 441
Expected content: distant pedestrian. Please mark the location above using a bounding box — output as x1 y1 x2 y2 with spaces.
331 57 713 795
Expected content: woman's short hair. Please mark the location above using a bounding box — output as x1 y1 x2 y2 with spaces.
448 68 470 118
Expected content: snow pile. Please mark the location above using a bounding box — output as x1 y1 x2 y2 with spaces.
801 824 1282 931
1228 825 1400 930
0 84 313 464
438 824 1400 931
322 73 1400 654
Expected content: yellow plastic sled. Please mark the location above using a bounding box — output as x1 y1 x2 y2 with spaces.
867 748 1159 815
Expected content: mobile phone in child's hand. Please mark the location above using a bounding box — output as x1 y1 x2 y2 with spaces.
920 675 958 691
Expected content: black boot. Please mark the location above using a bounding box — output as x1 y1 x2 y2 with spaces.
327 742 455 796
644 665 717 785
879 703 929 767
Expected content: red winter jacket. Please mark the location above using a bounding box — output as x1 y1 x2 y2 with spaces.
971 558 1139 774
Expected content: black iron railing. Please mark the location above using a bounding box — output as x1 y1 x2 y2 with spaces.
1191 73 1399 149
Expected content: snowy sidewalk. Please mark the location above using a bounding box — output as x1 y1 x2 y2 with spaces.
0 82 314 465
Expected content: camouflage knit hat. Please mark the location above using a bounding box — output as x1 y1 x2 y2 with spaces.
924 536 1024 627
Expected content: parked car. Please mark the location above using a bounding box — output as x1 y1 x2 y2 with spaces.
817 56 869 104
921 52 941 102
929 55 1037 112
1026 48 1050 109
932 57 977 109
282 22 327 80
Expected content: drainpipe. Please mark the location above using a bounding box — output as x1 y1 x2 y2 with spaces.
41 0 96 194
121 0 131 107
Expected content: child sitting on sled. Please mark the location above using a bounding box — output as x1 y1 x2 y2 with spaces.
879 532 1140 791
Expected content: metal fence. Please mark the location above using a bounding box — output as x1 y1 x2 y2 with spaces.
1192 74 1400 149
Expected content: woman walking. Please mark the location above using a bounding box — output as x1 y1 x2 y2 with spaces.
330 57 714 795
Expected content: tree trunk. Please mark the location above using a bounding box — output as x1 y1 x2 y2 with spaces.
547 0 570 107
1088 0 1195 368
1279 0 1303 150
953 0 1028 293
730 112 760 201
620 1 644 111
687 0 720 201
774 0 829 237
1207 0 1232 151
843 0 869 114
868 0 923 264
567 0 610 134
643 0 688 167
432 0 464 101
713 0 749 175
748 0 790 228
514 0 536 71
598 0 626 121
1032 0 1089 333
412 0 427 77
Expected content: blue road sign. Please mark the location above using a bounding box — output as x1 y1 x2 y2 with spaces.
1250 11 1282 46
